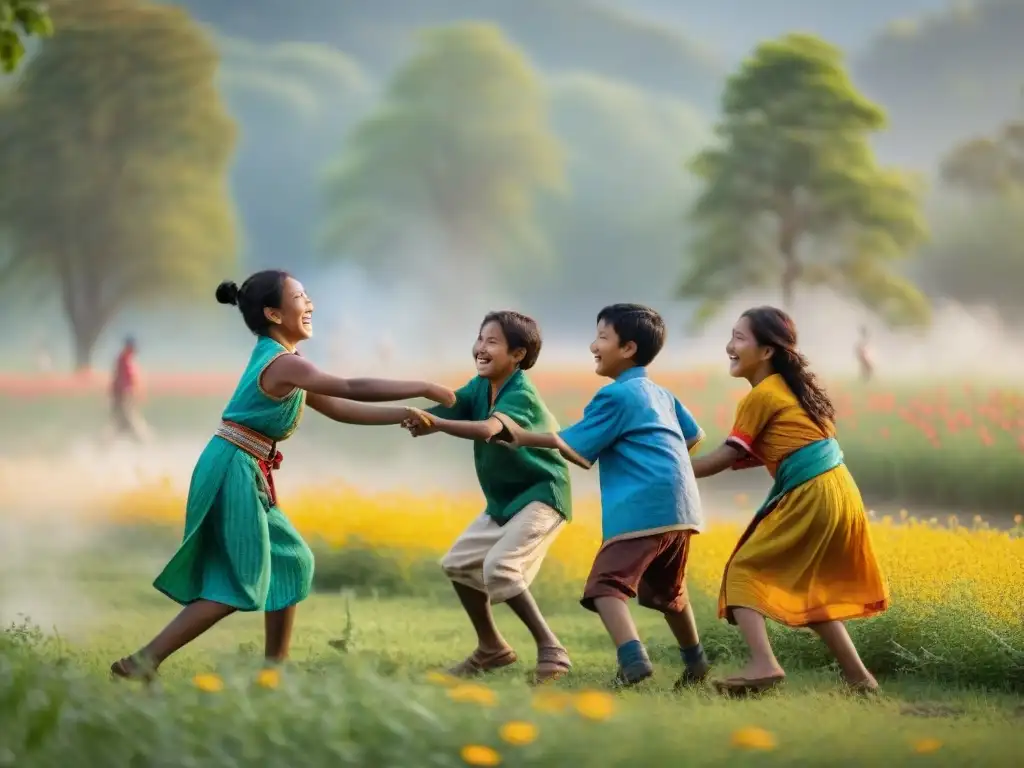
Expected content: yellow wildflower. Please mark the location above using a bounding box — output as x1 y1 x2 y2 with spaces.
426 670 458 687
460 745 501 766
573 690 615 721
448 683 497 707
912 738 943 754
192 673 223 693
256 668 280 689
499 721 537 746
730 726 776 751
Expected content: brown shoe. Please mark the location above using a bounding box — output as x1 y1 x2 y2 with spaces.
448 647 518 678
532 646 572 685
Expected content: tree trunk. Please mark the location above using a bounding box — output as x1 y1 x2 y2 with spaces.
71 320 103 371
59 256 111 372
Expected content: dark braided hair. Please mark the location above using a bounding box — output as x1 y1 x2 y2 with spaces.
741 306 835 432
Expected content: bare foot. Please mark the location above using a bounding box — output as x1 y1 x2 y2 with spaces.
110 654 157 684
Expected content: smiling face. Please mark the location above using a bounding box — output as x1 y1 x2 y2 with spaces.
473 320 523 381
591 319 636 379
726 315 773 383
265 276 314 344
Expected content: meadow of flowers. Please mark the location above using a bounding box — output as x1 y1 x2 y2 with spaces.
1 479 1020 767
103 481 1024 690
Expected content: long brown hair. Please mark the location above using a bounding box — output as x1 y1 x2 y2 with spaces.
742 306 835 431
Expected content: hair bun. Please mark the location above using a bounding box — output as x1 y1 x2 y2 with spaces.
215 280 239 306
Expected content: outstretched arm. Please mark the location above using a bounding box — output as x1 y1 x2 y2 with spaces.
488 417 593 470
307 393 434 426
413 415 506 442
264 355 456 405
690 443 744 478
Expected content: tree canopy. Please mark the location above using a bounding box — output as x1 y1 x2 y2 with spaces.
681 33 931 329
320 22 564 282
0 0 51 73
941 119 1024 197
0 0 238 369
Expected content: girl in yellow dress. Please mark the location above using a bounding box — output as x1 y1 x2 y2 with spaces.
691 306 889 696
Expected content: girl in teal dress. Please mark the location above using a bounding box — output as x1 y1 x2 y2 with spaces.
111 270 453 681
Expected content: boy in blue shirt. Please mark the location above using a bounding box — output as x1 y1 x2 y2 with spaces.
493 303 710 687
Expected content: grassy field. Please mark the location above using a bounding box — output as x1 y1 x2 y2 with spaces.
3 482 1023 766
5 369 1024 513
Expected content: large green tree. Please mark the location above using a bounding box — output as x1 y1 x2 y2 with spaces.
681 33 931 328
320 22 564 281
0 0 51 73
0 0 237 369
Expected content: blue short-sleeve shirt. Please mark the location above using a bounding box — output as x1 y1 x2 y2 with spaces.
558 367 705 542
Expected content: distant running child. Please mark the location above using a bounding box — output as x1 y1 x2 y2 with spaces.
404 311 573 684
690 306 889 696
110 270 453 682
493 304 709 688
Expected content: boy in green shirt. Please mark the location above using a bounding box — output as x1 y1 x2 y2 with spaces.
404 311 573 683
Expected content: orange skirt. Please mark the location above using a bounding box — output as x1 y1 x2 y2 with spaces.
719 465 890 627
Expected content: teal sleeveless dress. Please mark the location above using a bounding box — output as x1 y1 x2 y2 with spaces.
153 336 315 612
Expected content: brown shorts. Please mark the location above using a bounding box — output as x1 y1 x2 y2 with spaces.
581 529 693 615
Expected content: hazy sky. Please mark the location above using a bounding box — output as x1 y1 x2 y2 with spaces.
617 0 952 58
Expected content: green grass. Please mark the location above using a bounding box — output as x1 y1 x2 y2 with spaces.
2 537 1022 767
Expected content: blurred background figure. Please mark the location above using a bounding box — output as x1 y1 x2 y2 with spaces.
854 326 874 383
106 336 150 444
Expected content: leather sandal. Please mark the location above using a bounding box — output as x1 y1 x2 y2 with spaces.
532 646 572 685
448 647 518 678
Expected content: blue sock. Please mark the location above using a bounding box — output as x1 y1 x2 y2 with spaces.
617 639 650 670
680 642 707 670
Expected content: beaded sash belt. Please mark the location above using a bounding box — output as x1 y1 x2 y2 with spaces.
215 420 284 506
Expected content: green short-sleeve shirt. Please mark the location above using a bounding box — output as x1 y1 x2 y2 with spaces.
430 369 572 525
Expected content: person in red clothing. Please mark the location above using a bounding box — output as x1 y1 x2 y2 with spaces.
109 336 148 441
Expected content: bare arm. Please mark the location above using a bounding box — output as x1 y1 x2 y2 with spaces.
691 443 743 478
426 416 506 442
307 393 434 426
488 418 593 470
264 355 455 405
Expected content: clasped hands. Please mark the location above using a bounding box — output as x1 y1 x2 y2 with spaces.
399 411 525 448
